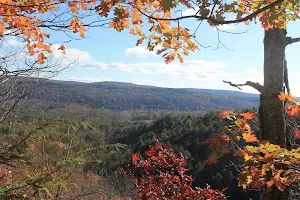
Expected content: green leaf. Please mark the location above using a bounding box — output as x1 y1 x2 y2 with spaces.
0 187 5 195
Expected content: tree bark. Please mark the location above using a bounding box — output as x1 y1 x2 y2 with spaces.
260 29 290 200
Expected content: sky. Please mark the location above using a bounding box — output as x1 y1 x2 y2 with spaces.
5 6 300 95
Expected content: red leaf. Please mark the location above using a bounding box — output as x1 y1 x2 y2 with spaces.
145 147 156 156
154 138 162 149
132 154 139 165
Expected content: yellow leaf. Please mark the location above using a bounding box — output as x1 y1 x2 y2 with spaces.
244 153 253 161
238 173 252 189
132 8 142 24
242 132 259 143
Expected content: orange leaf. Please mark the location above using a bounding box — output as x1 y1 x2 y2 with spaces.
233 148 246 157
81 2 88 10
129 27 135 35
58 45 66 54
165 53 175 64
202 137 219 150
266 179 274 188
71 4 79 13
201 154 219 167
37 53 46 64
278 92 296 102
79 22 86 38
0 22 6 33
242 132 259 143
295 129 300 139
278 92 287 101
219 110 233 116
136 38 144 46
240 112 256 120
286 94 296 102
28 143 35 151
287 105 300 116
177 53 184 63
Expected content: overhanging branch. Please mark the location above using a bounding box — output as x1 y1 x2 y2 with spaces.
136 0 283 25
223 80 263 93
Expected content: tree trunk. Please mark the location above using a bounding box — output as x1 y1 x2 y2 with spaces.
260 29 290 200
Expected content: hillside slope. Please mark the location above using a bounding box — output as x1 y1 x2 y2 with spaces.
28 80 259 111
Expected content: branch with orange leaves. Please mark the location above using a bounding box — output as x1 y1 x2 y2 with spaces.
135 0 284 25
223 80 263 93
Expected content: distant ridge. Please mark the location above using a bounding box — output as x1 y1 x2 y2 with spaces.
27 80 259 111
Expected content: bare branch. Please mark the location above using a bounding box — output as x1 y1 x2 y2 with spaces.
223 80 263 93
287 37 300 45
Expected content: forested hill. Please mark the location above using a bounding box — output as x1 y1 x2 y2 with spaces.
28 80 259 111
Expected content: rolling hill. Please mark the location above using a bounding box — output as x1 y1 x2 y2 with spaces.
27 80 259 111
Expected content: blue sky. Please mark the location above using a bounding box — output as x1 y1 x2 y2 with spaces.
7 7 300 95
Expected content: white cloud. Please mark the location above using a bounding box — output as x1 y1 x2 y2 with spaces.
245 68 262 76
182 7 199 16
155 60 235 80
182 7 236 31
214 24 236 31
69 77 113 83
51 44 92 65
87 59 236 79
125 45 162 57
1 37 24 48
109 63 152 74
4 39 24 47
125 46 157 57
80 62 108 70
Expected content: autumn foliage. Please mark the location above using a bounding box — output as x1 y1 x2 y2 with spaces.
1 0 299 64
1 0 300 199
121 138 227 200
201 92 300 192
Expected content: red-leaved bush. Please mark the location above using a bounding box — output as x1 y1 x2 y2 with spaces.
121 138 227 200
